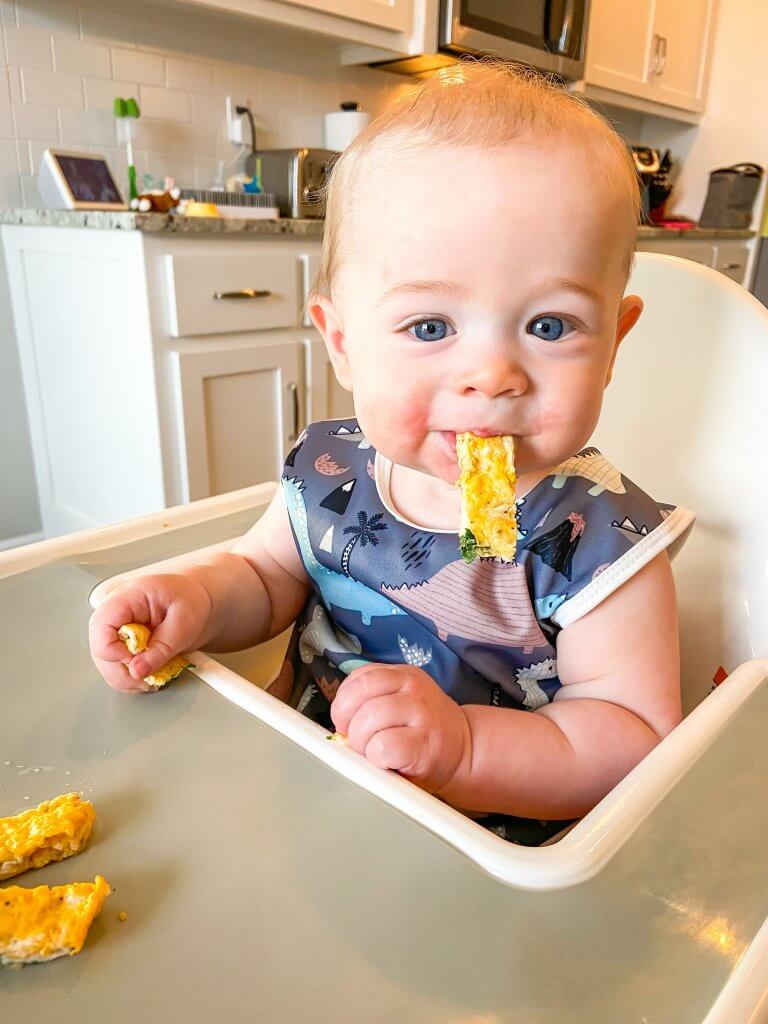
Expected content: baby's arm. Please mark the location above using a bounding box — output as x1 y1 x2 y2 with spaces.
437 552 682 819
90 489 309 689
331 553 681 821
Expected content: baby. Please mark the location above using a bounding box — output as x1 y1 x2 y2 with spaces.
90 62 694 845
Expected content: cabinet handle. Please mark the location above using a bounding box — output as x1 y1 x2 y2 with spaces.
212 289 272 300
287 382 299 441
721 262 741 270
649 34 661 76
658 35 667 75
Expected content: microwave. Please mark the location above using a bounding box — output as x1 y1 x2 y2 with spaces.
371 0 589 81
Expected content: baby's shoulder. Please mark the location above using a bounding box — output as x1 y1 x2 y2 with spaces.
518 448 694 630
283 418 373 477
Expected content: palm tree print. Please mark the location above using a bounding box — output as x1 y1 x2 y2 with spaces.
341 510 387 576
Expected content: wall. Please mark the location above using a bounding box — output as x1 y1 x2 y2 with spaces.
0 0 401 545
639 0 768 225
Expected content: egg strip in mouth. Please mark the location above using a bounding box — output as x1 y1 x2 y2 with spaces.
0 793 95 882
456 433 517 563
118 622 192 689
0 876 110 966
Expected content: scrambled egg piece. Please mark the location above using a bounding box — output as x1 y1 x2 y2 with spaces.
118 622 191 689
456 433 517 563
0 876 110 966
0 794 95 882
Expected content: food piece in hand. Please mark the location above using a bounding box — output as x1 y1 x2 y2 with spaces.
326 732 348 745
0 875 110 966
0 793 95 882
118 622 191 689
456 433 517 563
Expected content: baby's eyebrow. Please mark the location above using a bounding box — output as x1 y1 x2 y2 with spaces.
375 279 468 306
551 277 606 307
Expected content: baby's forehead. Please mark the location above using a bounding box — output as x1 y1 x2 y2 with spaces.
343 137 635 288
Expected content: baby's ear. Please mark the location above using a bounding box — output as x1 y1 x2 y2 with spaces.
308 294 352 391
606 294 643 386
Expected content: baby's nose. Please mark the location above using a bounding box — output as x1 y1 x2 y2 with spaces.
458 356 528 399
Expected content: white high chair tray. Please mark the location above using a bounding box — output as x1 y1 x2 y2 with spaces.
87 501 768 892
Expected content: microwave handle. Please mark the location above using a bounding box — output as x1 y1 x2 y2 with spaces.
546 0 580 57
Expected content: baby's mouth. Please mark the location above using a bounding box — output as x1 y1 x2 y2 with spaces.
438 427 514 457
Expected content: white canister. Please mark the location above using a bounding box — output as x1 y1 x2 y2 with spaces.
324 102 371 153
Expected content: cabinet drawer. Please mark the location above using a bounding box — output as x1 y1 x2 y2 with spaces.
714 244 748 284
166 252 300 337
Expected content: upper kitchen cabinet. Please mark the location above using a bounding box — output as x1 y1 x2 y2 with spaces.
278 0 412 32
184 0 422 49
583 0 717 118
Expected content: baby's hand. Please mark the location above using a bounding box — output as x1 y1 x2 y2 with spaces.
331 664 470 794
89 573 212 693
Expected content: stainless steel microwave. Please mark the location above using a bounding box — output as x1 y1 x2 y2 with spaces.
440 0 589 78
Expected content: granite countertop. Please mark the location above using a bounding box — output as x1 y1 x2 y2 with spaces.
0 208 324 237
0 209 757 241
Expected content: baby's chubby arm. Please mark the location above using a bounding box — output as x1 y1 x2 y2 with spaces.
89 489 309 691
332 553 682 820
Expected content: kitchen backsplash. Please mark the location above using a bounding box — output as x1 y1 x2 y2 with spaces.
0 0 406 207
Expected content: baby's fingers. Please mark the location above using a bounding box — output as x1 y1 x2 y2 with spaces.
89 591 150 663
93 655 150 694
129 603 198 678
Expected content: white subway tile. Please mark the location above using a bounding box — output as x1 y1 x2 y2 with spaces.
7 65 23 105
0 137 22 172
112 48 164 86
21 67 83 109
58 108 116 148
0 3 16 28
28 138 62 175
4 25 53 69
190 92 222 125
80 6 136 47
139 84 190 122
19 173 40 207
12 102 59 140
165 56 213 94
17 0 78 34
52 34 111 77
84 76 137 112
0 105 13 140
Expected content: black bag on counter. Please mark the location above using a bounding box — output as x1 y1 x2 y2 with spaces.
699 163 763 229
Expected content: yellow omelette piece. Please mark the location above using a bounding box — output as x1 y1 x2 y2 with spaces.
118 622 191 689
456 433 517 563
0 793 95 883
0 875 110 966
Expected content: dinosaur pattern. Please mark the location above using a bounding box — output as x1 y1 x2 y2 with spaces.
280 420 688 723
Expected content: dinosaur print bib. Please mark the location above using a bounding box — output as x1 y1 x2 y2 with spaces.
275 419 694 842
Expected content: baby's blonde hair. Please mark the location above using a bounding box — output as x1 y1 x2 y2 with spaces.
314 59 640 298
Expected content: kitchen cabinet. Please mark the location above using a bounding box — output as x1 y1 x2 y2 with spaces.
279 0 412 32
635 238 749 285
173 337 302 502
1 225 330 538
584 0 717 114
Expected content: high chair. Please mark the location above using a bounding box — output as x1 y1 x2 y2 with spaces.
77 252 768 894
594 251 768 711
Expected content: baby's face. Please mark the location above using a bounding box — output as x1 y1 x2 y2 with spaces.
318 136 640 484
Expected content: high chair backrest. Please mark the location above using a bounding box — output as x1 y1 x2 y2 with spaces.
591 252 768 712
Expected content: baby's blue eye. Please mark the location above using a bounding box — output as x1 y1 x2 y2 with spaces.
409 319 453 342
527 315 568 341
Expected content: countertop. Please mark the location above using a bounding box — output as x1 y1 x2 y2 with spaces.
0 208 324 237
0 208 755 240
2 506 768 1021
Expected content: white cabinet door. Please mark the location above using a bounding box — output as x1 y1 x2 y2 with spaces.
279 0 412 31
173 338 302 501
584 0 656 100
650 0 715 112
304 336 355 422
